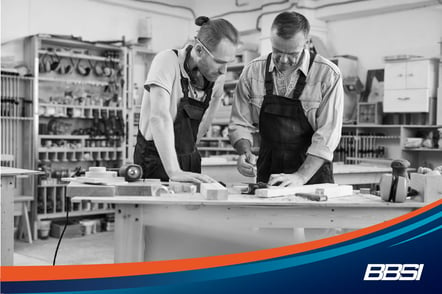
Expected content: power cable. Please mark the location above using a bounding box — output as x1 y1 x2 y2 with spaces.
255 0 374 31
211 0 289 18
52 194 70 265
132 0 196 19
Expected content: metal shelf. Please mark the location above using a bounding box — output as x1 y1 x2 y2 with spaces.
38 76 109 86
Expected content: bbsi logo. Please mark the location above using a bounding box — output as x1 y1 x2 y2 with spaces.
364 264 424 281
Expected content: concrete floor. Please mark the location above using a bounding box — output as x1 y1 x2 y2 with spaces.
13 231 114 266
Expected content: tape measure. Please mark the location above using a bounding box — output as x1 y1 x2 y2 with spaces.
119 164 143 182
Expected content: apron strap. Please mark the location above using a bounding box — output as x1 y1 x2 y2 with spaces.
264 53 273 96
292 52 316 99
172 49 190 98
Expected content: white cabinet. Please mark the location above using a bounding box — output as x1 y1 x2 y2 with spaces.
384 58 438 114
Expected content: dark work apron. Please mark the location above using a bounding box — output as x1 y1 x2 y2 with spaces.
133 48 213 180
256 53 334 184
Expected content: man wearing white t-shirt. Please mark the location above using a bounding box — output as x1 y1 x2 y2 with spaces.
134 16 238 183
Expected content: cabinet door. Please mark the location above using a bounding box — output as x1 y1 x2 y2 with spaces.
384 62 406 89
406 60 429 89
383 89 430 112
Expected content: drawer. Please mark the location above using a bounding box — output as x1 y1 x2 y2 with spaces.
383 89 430 112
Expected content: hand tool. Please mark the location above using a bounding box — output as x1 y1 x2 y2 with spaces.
379 159 410 203
119 164 143 182
241 182 268 194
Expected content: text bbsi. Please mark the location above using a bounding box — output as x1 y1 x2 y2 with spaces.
363 264 424 281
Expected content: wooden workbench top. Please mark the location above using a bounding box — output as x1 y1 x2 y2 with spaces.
71 192 425 208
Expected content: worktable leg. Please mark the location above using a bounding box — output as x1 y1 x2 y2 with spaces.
114 204 145 263
1 176 15 265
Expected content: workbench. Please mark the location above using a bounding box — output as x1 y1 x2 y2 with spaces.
202 162 391 185
70 188 424 263
1 167 41 266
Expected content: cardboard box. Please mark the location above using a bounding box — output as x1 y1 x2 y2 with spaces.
50 221 83 238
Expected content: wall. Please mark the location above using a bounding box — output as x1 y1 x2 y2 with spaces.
193 0 328 56
327 6 442 83
1 0 196 61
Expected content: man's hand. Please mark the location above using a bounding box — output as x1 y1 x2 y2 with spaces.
169 170 216 183
237 151 257 177
268 173 306 187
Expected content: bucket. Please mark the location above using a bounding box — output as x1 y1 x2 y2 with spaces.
80 220 95 235
38 220 52 239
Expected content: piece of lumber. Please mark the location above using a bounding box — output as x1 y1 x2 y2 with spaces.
115 182 163 196
200 182 228 200
169 181 198 193
66 183 115 197
255 183 353 198
410 173 442 203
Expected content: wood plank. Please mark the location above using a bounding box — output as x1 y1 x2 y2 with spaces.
200 182 228 200
114 204 144 263
115 182 163 196
255 184 353 198
66 183 115 197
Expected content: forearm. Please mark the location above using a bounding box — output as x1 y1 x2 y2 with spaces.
150 115 180 175
294 155 327 184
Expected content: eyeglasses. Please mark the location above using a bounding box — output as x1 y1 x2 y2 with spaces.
195 37 235 64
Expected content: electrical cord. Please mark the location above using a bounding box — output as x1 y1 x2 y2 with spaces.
52 194 70 266
132 0 196 18
255 0 373 31
211 0 289 18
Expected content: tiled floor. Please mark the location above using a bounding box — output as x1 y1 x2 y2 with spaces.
13 231 114 266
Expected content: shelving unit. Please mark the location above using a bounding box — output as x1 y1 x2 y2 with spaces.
22 35 129 235
338 124 442 168
0 73 35 223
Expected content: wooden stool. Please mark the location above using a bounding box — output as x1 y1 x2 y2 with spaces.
14 196 34 243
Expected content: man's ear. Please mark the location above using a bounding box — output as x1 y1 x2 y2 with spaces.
195 44 204 57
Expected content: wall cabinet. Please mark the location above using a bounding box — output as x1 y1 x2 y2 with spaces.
384 58 438 117
23 35 128 232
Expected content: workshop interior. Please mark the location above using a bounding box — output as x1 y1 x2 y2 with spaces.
1 0 441 266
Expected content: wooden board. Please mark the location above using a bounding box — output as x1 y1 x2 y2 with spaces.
66 183 115 197
410 173 442 203
200 182 228 200
115 182 163 196
255 183 353 198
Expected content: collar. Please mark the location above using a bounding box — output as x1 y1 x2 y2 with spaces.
268 48 310 77
177 44 193 81
177 44 212 91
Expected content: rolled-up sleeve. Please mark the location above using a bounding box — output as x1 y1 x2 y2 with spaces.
307 71 343 161
228 66 257 146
